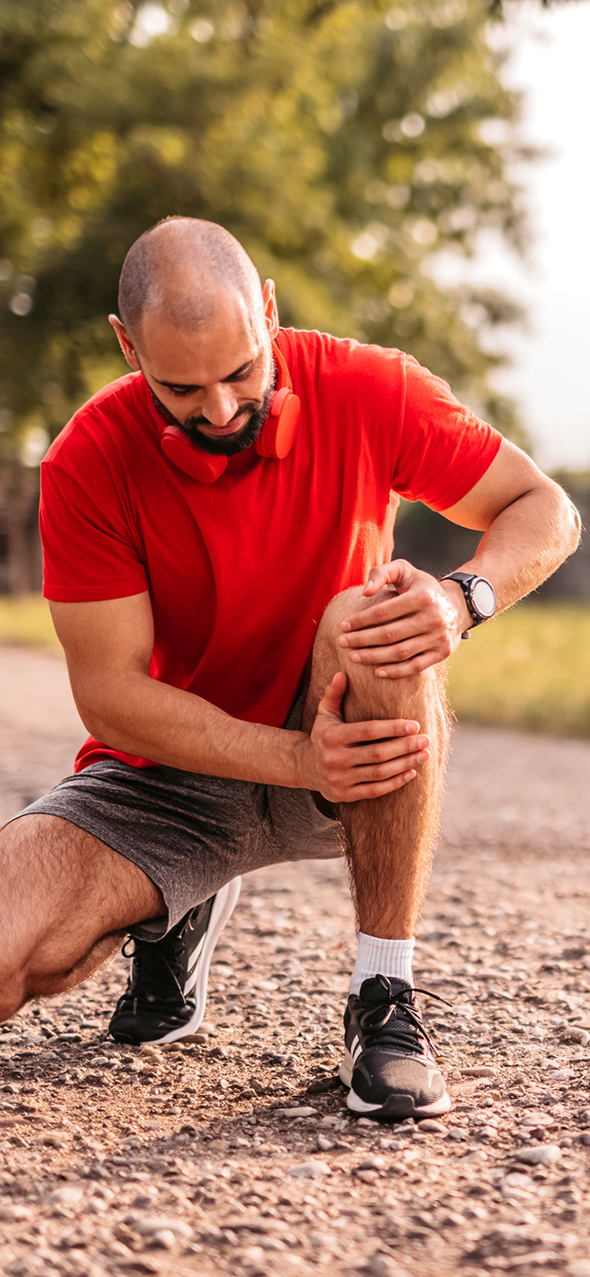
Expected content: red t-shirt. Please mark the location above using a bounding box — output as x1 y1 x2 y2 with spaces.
40 328 501 772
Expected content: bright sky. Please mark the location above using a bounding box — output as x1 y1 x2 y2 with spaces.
436 0 590 472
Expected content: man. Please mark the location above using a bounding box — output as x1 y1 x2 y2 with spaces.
0 218 578 1121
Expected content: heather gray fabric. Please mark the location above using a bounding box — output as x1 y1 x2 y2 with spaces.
11 697 344 941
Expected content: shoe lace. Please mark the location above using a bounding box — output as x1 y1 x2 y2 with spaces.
358 975 451 1057
121 933 191 1006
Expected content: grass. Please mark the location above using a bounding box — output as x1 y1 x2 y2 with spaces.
0 594 62 652
447 602 590 738
0 595 589 738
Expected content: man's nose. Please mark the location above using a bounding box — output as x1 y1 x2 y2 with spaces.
196 385 241 428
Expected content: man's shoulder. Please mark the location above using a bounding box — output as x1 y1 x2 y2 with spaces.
44 372 147 470
280 327 408 395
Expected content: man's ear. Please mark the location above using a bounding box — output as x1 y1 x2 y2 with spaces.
108 314 141 371
262 280 279 340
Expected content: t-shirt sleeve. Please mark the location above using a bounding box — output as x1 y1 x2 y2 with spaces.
40 461 149 602
391 354 502 511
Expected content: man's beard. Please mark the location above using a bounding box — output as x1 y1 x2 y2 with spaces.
150 371 276 457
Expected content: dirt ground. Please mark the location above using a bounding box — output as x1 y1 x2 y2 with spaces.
1 644 590 1277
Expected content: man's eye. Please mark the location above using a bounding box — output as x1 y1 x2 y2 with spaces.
169 387 194 397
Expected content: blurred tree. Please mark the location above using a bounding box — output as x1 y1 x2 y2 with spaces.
0 0 531 456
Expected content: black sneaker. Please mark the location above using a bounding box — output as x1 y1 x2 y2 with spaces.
109 878 241 1045
339 974 451 1120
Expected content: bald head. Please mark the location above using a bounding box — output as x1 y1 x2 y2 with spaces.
118 217 263 349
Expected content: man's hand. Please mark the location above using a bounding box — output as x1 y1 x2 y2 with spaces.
307 671 430 802
337 559 471 679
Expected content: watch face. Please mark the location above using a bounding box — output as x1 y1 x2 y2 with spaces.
471 578 496 619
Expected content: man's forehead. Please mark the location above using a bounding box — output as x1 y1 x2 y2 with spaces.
139 306 262 385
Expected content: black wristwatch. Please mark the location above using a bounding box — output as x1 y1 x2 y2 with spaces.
440 571 496 639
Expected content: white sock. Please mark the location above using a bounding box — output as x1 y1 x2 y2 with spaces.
349 932 415 996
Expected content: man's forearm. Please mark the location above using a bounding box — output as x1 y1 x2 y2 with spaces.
78 672 310 788
444 481 580 625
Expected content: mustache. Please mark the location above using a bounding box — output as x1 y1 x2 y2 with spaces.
180 402 263 433
149 375 276 457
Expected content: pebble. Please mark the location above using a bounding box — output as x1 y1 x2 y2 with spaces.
568 1264 590 1277
520 1111 555 1127
276 1106 317 1118
317 1135 334 1151
447 1127 468 1141
45 1185 85 1206
151 1229 177 1249
501 1172 536 1200
0 1203 31 1222
288 1160 331 1179
364 1255 410 1277
561 1028 590 1045
128 1215 193 1239
516 1144 562 1166
358 1156 386 1170
460 1066 498 1078
416 1119 447 1133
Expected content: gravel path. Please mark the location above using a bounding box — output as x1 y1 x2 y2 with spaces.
1 645 590 1277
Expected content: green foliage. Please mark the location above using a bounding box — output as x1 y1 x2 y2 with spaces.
448 603 590 737
0 0 528 447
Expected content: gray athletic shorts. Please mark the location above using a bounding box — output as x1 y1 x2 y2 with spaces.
10 695 344 941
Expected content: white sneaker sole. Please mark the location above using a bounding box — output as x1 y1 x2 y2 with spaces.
339 1046 451 1119
144 877 242 1045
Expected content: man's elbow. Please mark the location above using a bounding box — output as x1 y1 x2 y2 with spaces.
554 482 582 560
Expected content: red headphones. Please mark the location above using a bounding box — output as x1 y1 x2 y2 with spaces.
159 343 300 484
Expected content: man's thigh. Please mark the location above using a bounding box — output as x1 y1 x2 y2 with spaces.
0 813 163 976
5 759 342 945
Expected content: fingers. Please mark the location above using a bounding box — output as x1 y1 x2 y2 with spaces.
362 558 415 598
345 734 429 768
317 670 348 717
374 650 442 678
322 718 422 745
337 761 418 801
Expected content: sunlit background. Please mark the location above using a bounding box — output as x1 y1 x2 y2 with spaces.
432 0 590 473
0 0 589 734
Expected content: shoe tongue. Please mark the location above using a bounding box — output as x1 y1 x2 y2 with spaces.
359 975 413 1003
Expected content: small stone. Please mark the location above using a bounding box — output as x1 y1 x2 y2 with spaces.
447 1127 468 1141
42 1132 66 1147
46 1184 85 1206
501 1172 536 1200
276 1106 317 1118
198 1021 216 1036
364 1255 410 1277
358 1156 386 1170
307 1075 341 1094
288 1160 331 1179
459 1149 488 1164
547 1068 575 1080
127 1215 193 1240
416 1119 447 1134
561 1028 590 1046
317 1135 334 1151
568 1263 590 1277
516 1144 562 1167
0 1203 31 1221
150 1229 177 1250
460 1066 498 1078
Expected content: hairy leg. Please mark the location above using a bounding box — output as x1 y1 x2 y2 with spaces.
0 814 165 1021
304 587 450 938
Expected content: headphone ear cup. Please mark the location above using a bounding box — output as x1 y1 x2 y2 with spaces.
256 388 300 459
161 426 228 484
